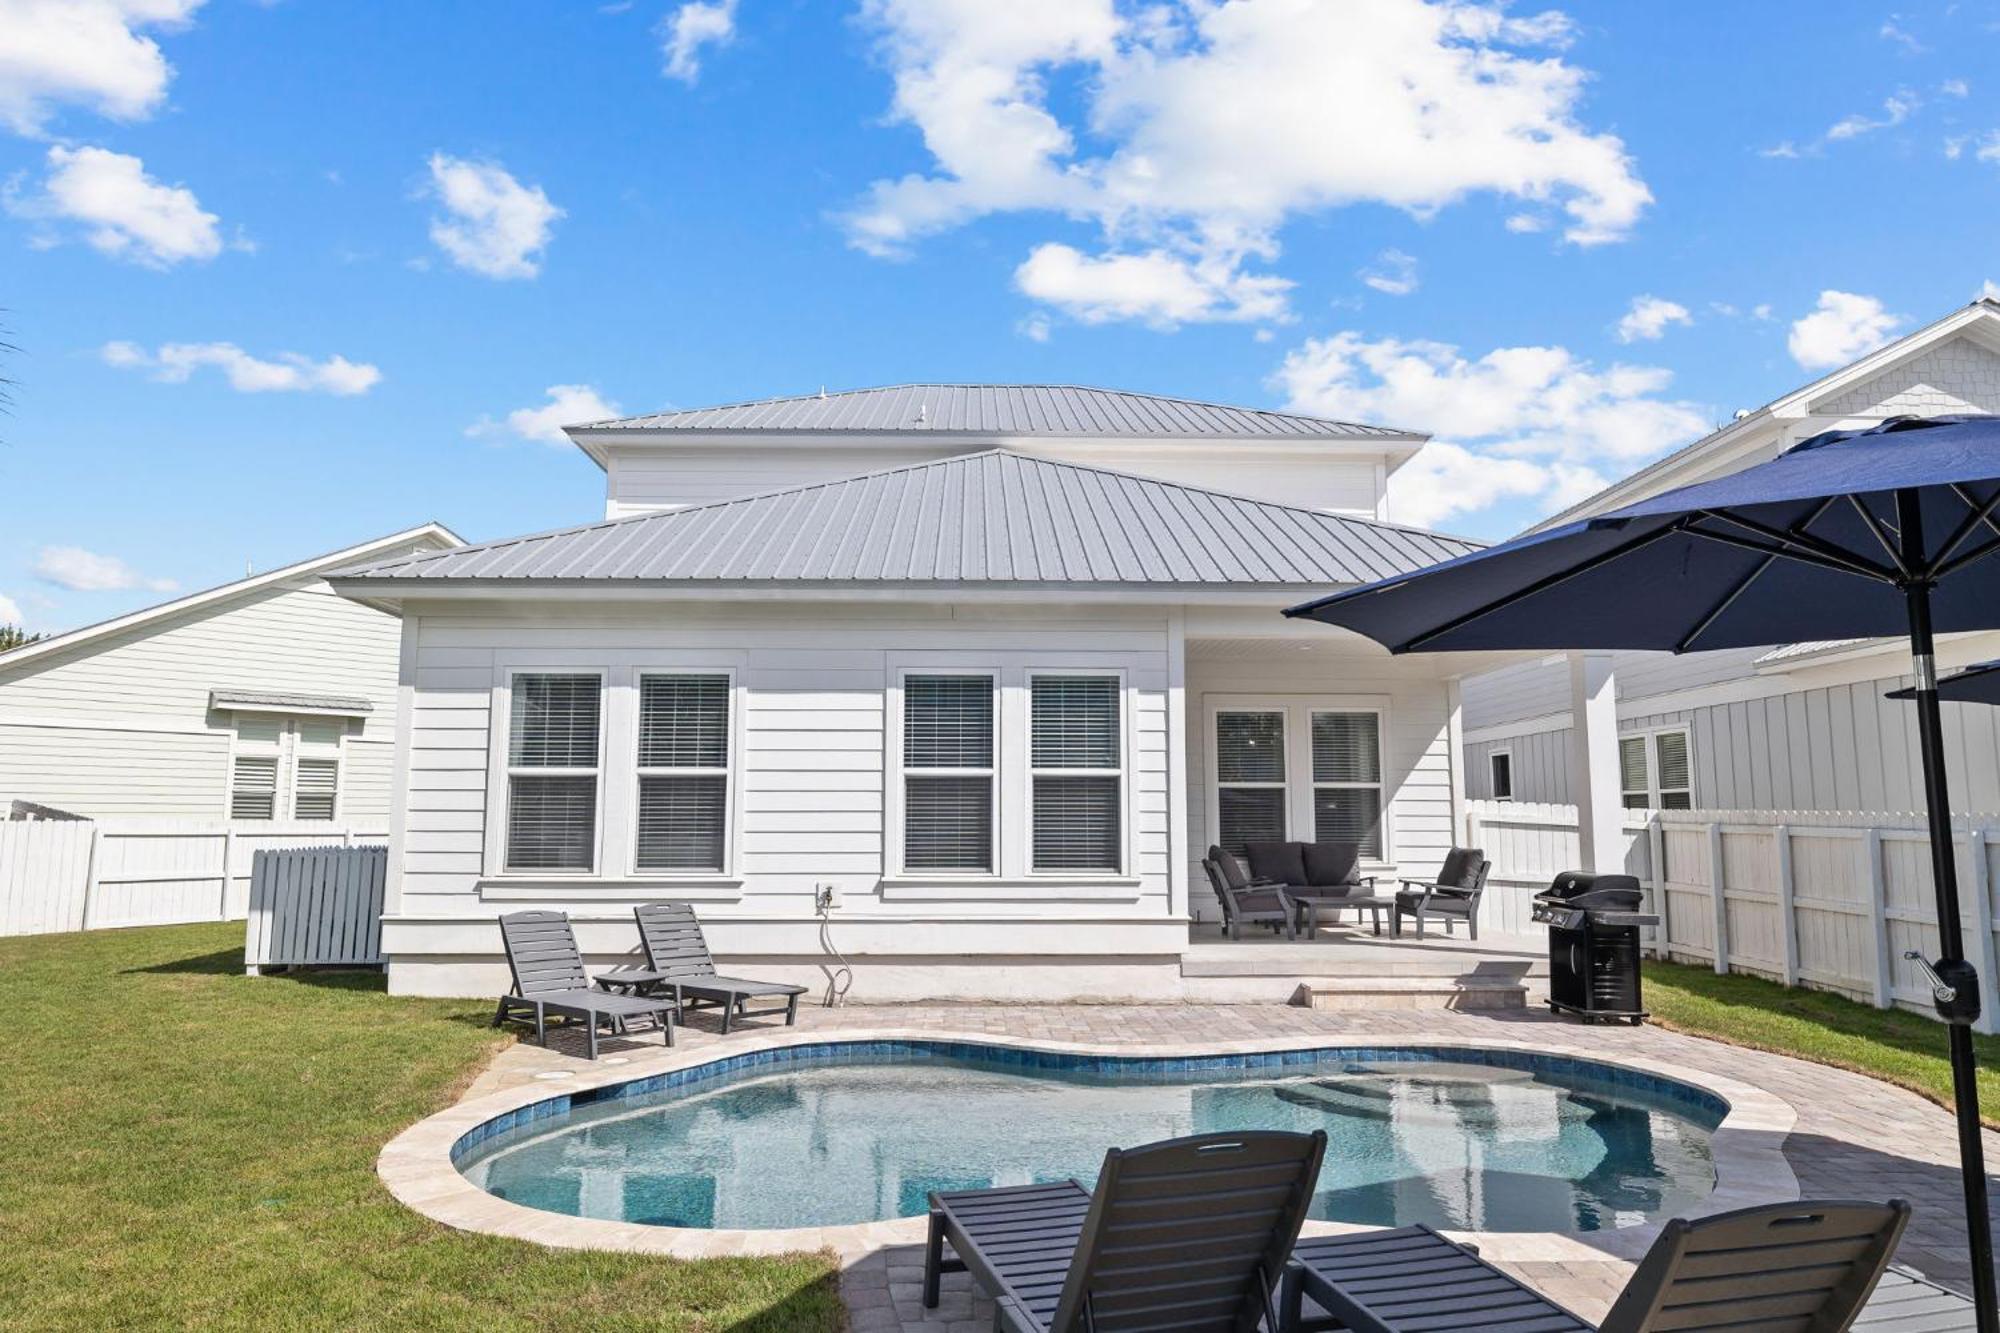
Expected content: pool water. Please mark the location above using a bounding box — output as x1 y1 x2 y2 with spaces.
461 1050 1719 1234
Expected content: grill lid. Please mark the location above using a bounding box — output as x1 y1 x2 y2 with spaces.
1535 870 1643 911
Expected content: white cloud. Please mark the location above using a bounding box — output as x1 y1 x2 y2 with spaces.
1358 248 1419 296
1273 329 1709 527
1759 141 1801 159
6 144 219 266
848 0 1650 326
100 340 380 394
1014 243 1290 327
1827 90 1918 141
33 545 175 593
1016 312 1051 342
1981 279 2000 302
1976 132 2000 164
1615 294 1691 343
0 0 203 136
661 0 737 82
467 384 620 445
1880 18 1925 54
1787 290 1903 370
1942 78 1969 98
0 592 21 626
423 153 561 279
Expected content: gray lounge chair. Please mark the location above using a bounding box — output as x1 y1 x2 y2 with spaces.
1391 847 1490 940
1285 1198 1911 1332
1203 850 1312 940
923 1129 1325 1332
492 909 677 1060
599 901 806 1033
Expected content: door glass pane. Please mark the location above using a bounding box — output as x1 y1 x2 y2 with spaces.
1218 787 1286 857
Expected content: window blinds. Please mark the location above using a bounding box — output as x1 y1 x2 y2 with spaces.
1311 713 1380 784
1032 677 1120 872
506 674 601 872
506 775 597 871
903 676 994 768
905 776 994 871
293 758 338 821
638 675 729 768
1216 711 1286 854
1030 676 1120 768
903 675 994 871
230 756 278 821
509 674 600 767
636 775 727 871
636 674 731 872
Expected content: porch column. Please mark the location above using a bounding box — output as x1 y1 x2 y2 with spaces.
1568 652 1623 873
1165 610 1190 922
1445 676 1467 846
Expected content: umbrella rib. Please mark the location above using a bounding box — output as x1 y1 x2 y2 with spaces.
1696 506 1896 580
1675 497 1841 653
1845 494 1913 576
1933 530 2000 581
1929 483 2000 573
1399 520 1687 651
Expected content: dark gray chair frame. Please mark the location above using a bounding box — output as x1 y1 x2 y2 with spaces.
1202 855 1312 940
1391 849 1490 941
492 910 677 1061
923 1129 1326 1333
598 901 806 1033
1286 1199 1912 1333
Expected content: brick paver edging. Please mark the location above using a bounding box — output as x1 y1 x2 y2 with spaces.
377 1026 1796 1266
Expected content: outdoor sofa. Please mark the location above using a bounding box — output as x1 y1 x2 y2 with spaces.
922 1129 1325 1332
492 909 678 1060
594 901 807 1033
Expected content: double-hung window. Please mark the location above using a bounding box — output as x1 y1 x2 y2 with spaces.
1030 675 1122 873
902 674 996 872
1621 729 1693 809
505 673 601 872
1311 711 1384 859
635 674 732 872
1214 711 1287 856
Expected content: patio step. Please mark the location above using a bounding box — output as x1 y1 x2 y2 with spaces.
1288 976 1529 1011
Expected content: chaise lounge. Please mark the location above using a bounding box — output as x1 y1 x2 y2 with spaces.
492 909 678 1060
596 901 807 1033
923 1130 1325 1332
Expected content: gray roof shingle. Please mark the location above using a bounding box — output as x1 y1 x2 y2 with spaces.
334 451 1479 589
570 383 1417 440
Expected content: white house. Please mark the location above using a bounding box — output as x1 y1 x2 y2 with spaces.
1462 299 2000 821
328 385 1526 999
0 524 462 826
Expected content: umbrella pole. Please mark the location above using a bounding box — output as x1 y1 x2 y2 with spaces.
1900 492 1998 1328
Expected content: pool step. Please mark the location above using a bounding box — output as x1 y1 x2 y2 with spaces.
1289 976 1529 1012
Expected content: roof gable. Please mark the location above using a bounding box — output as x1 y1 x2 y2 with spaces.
334 451 1478 591
569 383 1418 442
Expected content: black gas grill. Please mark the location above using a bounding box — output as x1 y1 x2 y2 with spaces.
1532 870 1660 1024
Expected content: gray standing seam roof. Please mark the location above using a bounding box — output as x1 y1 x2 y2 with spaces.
569 383 1417 440
334 450 1481 588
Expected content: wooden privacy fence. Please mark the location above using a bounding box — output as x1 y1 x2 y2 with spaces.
0 819 386 938
243 845 387 973
1463 799 1653 935
1467 798 2000 1035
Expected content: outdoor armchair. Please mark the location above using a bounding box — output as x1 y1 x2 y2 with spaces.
923 1129 1325 1332
492 909 677 1060
1203 851 1311 940
1391 847 1489 940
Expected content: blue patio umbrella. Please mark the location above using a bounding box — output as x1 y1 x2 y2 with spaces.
1285 413 2000 1325
1888 659 2000 704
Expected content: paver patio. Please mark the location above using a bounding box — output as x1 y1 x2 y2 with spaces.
466 1002 2000 1330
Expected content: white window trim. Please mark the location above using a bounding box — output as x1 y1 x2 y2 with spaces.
482 653 747 887
1621 725 1694 809
1025 667 1131 878
1203 694 1395 869
889 667 1000 878
489 666 609 878
1488 746 1514 802
627 666 744 878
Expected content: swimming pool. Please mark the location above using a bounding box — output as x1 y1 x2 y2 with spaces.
453 1041 1723 1235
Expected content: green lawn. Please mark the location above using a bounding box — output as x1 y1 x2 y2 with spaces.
1644 959 2000 1127
0 922 843 1331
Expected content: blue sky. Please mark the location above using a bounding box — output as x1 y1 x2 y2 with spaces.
3 0 1998 632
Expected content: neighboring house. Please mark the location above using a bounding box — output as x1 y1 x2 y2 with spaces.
327 385 1519 999
1462 299 2000 817
0 525 462 824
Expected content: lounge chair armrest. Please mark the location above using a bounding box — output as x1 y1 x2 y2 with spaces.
993 1295 1040 1333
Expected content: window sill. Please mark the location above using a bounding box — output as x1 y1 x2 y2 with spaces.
878 875 1144 902
478 876 744 902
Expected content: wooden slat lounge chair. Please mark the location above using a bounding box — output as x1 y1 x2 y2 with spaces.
922 1129 1325 1333
492 910 677 1061
1286 1198 1912 1333
599 901 806 1033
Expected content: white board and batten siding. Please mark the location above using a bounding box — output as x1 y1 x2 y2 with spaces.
386 601 1194 986
0 578 406 820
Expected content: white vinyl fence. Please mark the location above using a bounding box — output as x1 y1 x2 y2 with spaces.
1467 798 2000 1034
243 845 387 973
0 819 386 938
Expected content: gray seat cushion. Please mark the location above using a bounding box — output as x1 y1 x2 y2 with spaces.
1303 841 1361 888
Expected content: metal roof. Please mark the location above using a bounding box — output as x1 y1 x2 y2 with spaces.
570 383 1417 441
335 451 1479 589
208 689 372 716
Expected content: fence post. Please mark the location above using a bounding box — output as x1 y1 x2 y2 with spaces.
76 823 104 932
1864 827 1892 1009
1707 822 1729 976
1647 818 1667 959
218 827 236 921
1774 824 1799 987
1969 828 2000 1037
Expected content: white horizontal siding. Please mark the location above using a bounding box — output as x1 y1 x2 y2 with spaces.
394 602 1176 930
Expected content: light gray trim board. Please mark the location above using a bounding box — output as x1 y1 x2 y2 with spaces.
209 688 373 717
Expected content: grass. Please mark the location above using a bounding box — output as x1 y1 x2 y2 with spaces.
0 922 843 1332
1644 959 2000 1127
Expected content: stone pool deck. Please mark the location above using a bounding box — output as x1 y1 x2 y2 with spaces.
462 1003 2000 1330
